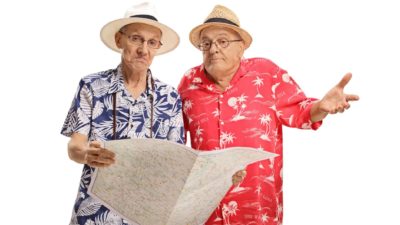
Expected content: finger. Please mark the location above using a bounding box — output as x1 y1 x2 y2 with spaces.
337 73 352 89
232 176 241 186
88 155 115 165
329 108 338 114
87 149 101 156
88 161 113 168
98 151 116 162
234 170 246 178
89 141 102 148
345 94 360 102
99 149 116 159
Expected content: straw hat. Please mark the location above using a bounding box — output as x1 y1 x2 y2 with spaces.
189 5 252 50
100 2 179 55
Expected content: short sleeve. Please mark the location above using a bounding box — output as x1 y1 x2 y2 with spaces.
61 79 93 137
273 68 322 130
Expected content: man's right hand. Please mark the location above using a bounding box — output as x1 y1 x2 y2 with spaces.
85 141 116 168
68 133 116 167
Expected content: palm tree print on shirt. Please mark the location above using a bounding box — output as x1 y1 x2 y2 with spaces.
222 201 238 225
259 113 272 141
194 126 204 149
220 131 235 149
227 94 248 121
252 76 264 98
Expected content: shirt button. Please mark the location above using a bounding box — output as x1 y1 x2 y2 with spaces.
220 121 224 125
220 94 223 98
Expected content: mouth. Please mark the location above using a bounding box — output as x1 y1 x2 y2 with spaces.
210 58 222 61
135 57 148 63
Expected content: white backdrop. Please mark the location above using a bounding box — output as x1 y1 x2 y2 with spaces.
1 0 399 224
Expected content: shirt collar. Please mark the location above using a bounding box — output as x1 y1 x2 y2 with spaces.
108 64 155 96
190 59 248 92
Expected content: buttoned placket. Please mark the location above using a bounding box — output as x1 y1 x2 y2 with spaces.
217 92 224 148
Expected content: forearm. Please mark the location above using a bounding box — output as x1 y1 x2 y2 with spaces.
310 100 328 122
68 133 89 164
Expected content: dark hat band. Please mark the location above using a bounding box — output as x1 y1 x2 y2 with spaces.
204 18 238 27
130 14 158 21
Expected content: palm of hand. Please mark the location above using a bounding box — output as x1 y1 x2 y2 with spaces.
319 73 359 114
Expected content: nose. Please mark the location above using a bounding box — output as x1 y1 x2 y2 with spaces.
137 42 149 55
209 41 219 53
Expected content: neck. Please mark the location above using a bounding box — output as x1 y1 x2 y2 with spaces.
122 64 147 83
121 64 148 98
206 64 239 91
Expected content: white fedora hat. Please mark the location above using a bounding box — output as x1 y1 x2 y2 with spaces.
100 2 179 55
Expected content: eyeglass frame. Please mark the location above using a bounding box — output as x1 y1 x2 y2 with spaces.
118 31 163 49
198 38 242 51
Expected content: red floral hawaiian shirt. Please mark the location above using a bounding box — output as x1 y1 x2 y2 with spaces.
178 57 322 225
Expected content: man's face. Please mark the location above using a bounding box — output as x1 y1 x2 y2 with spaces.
115 23 162 72
199 26 244 76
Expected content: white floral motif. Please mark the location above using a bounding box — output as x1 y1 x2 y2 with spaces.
193 77 202 83
84 219 95 225
299 99 312 109
282 73 291 83
261 213 270 222
212 108 220 117
188 84 198 90
183 100 193 113
184 68 196 78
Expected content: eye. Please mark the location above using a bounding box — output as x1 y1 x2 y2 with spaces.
201 41 211 47
217 39 229 46
129 35 142 43
148 39 159 47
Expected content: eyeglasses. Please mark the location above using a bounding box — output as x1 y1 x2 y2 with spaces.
198 38 242 51
119 31 163 49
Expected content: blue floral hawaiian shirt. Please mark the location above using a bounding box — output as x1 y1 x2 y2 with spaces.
61 65 184 225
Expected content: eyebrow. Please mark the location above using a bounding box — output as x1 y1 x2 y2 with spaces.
124 32 161 40
201 33 232 40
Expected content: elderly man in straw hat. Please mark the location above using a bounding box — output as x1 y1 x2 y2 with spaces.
61 2 184 224
178 4 359 224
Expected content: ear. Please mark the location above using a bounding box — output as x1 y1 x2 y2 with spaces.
237 42 245 58
115 32 123 49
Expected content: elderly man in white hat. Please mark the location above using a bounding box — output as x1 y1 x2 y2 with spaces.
61 2 184 225
178 4 359 225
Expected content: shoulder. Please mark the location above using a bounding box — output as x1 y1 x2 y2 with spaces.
178 65 203 92
81 68 115 84
243 57 283 73
79 68 116 91
153 78 180 99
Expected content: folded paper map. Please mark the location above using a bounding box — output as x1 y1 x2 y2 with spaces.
88 138 277 225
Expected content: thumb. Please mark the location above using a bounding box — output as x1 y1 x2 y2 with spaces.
337 73 352 89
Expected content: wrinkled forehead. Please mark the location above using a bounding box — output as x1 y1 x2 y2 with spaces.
199 26 240 39
120 23 162 37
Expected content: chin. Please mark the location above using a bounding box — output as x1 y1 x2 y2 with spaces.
131 63 149 72
206 64 224 73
